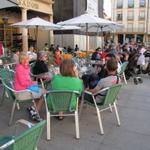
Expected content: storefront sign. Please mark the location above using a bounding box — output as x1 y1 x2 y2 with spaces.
17 0 39 10
86 0 98 17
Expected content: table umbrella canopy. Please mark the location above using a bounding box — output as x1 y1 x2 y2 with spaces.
46 25 81 31
57 13 114 28
80 23 124 33
11 17 61 49
11 17 61 29
57 13 116 51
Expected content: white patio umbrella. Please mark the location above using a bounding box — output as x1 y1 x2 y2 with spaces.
81 23 124 33
11 17 61 49
57 13 115 51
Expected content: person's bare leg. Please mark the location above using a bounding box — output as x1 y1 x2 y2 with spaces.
35 97 44 112
58 112 64 120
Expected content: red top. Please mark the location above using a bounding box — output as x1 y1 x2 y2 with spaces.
100 52 107 59
55 56 61 65
0 41 3 56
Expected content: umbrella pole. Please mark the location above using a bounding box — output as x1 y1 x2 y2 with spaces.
96 26 100 49
61 30 64 48
86 23 88 53
101 27 103 49
36 26 38 51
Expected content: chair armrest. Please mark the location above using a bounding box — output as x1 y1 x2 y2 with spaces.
2 81 31 93
15 119 34 128
93 87 109 96
0 139 14 149
13 119 34 137
73 91 80 95
84 90 93 95
14 89 31 93
84 87 109 97
46 90 80 95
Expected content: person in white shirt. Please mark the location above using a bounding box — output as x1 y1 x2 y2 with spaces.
140 45 146 54
27 46 37 61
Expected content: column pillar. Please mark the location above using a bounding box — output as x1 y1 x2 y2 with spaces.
21 8 28 52
115 34 118 44
49 15 54 45
134 34 137 43
123 34 126 44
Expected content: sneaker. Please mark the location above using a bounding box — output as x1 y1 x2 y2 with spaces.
133 78 138 85
55 116 64 121
27 106 43 122
138 78 143 84
32 113 43 122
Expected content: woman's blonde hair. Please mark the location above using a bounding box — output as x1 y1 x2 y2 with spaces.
60 59 76 77
19 52 29 64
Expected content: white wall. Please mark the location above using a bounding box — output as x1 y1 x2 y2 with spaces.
29 29 49 50
54 34 102 50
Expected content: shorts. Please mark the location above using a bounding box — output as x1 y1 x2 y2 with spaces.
14 88 44 101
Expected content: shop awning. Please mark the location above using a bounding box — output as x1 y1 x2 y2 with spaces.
0 0 17 9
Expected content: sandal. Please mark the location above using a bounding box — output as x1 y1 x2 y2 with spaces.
55 116 64 120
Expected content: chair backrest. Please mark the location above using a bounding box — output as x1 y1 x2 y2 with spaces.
8 120 45 150
118 62 128 75
1 78 16 100
45 90 80 113
103 84 122 106
29 62 36 75
0 68 14 81
0 56 11 64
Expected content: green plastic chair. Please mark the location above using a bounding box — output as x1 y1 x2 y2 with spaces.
0 119 46 150
0 68 15 105
44 90 80 140
84 84 122 134
1 78 39 126
0 68 14 81
118 62 128 84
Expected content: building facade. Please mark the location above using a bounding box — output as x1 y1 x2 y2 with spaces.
53 0 103 23
53 0 104 50
111 0 150 45
0 0 54 51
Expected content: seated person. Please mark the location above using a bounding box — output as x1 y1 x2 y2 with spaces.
12 49 20 63
49 50 63 66
44 43 49 52
82 53 117 89
63 47 68 54
67 46 73 53
98 53 121 79
49 44 55 54
74 44 79 51
27 45 37 62
50 59 83 120
88 58 120 104
91 47 101 60
33 50 52 81
13 52 44 122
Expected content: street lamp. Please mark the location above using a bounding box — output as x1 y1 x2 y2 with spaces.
2 16 9 48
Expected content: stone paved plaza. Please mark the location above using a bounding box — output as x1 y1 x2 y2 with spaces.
0 75 150 150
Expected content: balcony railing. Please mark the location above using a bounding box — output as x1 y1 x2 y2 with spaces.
139 17 145 21
115 27 146 33
127 17 134 20
128 4 134 8
117 4 123 8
